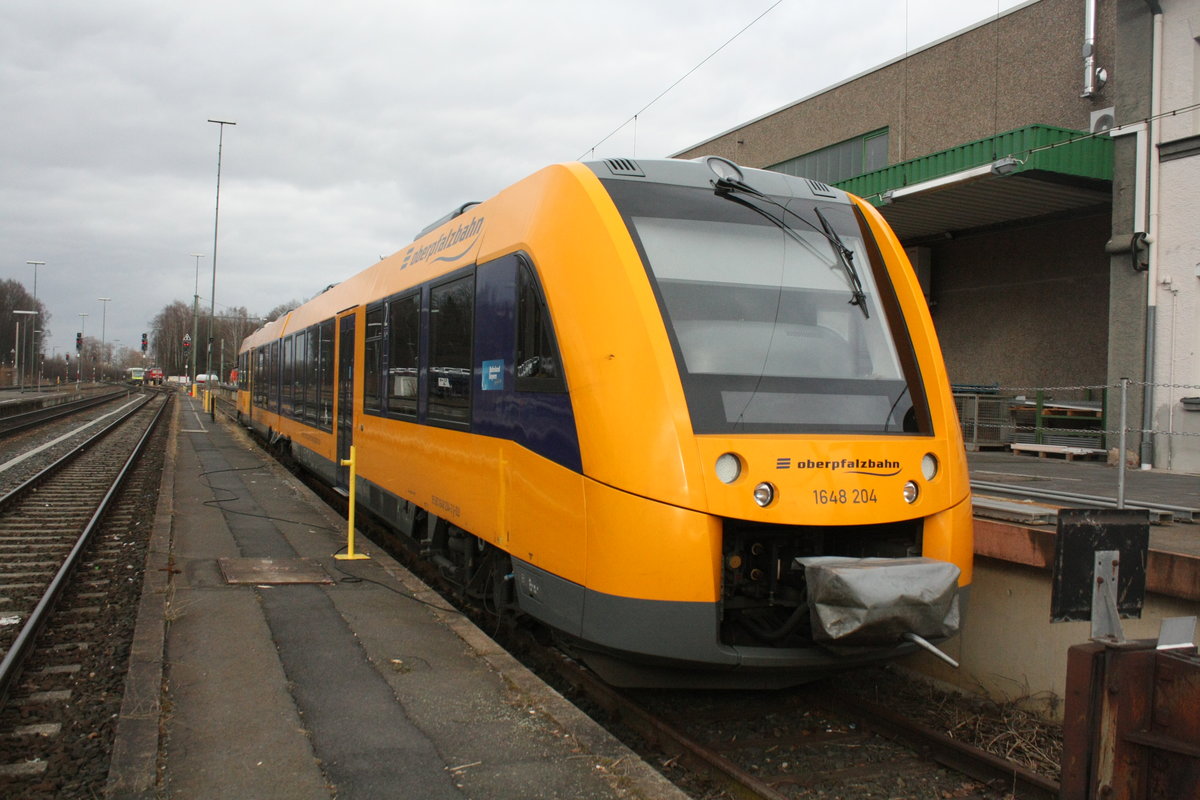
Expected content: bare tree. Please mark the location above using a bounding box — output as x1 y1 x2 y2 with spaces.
0 279 51 367
265 300 301 322
149 301 194 377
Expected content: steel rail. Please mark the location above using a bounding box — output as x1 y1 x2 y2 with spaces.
0 395 167 706
544 651 791 800
821 688 1061 800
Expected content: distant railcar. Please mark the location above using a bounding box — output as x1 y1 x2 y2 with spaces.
125 367 145 384
236 157 973 687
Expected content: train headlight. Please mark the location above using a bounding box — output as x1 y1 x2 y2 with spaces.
903 480 920 504
921 453 939 481
715 453 742 484
753 482 776 507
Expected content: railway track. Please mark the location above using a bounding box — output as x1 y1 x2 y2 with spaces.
516 644 1060 800
0 388 161 499
0 387 131 439
0 390 170 795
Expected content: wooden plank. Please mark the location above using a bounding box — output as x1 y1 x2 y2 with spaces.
1010 442 1106 461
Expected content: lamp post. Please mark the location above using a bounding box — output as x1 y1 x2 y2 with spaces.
78 313 88 385
190 253 204 381
97 297 111 379
14 310 36 392
35 329 43 384
26 261 44 391
207 119 235 419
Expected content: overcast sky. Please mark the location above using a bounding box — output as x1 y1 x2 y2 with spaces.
1 0 1028 363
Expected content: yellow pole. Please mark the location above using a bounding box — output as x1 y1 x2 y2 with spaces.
335 445 369 560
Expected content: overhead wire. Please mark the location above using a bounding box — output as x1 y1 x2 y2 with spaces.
576 0 786 160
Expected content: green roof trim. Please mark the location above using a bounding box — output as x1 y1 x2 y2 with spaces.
833 124 1113 204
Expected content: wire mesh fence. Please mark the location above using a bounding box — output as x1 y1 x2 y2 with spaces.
955 382 1200 448
953 380 1200 477
954 380 1200 509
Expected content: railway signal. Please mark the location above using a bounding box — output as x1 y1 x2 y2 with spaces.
141 332 148 352
75 332 82 351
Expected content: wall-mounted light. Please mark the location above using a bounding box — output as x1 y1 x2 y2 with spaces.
990 156 1025 176
1131 231 1150 272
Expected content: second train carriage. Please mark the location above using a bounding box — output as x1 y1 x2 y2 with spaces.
237 157 973 687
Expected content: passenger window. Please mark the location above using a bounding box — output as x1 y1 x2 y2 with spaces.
318 319 334 430
516 261 566 392
269 340 280 413
428 274 474 425
304 326 319 425
281 335 295 417
255 347 268 408
363 303 385 414
293 329 307 420
387 292 420 417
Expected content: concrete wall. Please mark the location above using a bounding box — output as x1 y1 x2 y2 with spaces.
1151 2 1200 471
1155 146 1200 472
1104 1 1157 462
676 0 1112 168
930 213 1111 389
902 556 1200 720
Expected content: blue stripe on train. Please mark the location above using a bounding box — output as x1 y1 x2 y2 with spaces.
471 254 582 473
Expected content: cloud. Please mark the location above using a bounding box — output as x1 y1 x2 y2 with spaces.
1 0 1026 356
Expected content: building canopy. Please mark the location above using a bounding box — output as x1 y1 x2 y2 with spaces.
834 125 1112 241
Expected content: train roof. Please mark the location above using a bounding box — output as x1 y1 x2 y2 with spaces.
238 157 854 351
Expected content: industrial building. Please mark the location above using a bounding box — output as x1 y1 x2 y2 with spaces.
676 0 1198 472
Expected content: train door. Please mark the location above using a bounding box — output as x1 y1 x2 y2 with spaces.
245 352 252 425
335 311 356 493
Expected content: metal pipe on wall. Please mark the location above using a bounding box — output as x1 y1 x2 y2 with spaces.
1082 0 1099 97
1141 6 1164 469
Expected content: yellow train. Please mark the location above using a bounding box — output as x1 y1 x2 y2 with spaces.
237 157 972 687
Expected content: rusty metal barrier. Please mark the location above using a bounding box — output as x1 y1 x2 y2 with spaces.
1061 640 1200 799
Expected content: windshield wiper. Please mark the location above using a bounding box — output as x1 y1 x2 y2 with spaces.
813 207 868 318
713 177 870 318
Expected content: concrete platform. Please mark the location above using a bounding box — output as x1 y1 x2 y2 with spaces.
967 450 1200 602
106 393 687 799
902 452 1200 719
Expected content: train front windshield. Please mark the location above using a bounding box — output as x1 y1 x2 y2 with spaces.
605 180 930 435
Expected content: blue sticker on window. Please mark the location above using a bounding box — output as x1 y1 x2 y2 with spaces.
481 359 504 391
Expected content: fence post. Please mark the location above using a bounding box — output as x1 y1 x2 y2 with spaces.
1118 378 1128 510
971 394 980 449
1035 389 1045 444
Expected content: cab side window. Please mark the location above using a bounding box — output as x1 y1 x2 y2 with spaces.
515 261 565 393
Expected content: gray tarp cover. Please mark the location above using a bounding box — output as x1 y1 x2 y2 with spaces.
796 556 961 644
